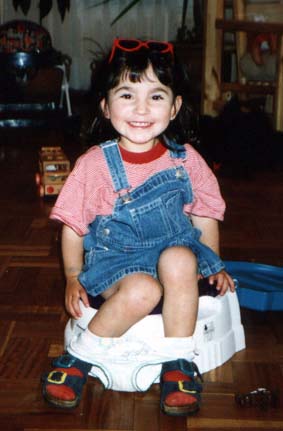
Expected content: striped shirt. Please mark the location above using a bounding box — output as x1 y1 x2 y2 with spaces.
50 142 226 236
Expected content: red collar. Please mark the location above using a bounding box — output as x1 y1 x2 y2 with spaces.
119 141 167 164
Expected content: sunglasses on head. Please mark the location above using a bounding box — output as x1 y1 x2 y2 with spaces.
108 38 174 63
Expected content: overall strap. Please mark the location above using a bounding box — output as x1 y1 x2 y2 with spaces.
163 136 187 160
100 140 131 193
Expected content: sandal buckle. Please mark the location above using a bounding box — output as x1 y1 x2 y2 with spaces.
47 370 67 384
178 381 197 394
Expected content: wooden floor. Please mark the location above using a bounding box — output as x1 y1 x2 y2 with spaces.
0 124 283 431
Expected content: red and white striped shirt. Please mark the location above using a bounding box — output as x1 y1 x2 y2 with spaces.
50 142 225 236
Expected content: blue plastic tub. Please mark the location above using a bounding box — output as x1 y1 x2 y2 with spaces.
224 261 283 311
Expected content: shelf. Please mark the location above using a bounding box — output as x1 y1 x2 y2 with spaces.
221 81 275 95
216 18 283 33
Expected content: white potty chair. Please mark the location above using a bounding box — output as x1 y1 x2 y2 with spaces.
64 283 245 392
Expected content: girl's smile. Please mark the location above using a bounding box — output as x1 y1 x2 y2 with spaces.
101 66 182 152
128 121 152 128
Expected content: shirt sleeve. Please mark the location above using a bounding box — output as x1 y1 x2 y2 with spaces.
183 145 226 221
50 155 92 236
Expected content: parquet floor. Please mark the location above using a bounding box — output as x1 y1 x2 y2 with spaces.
0 127 283 431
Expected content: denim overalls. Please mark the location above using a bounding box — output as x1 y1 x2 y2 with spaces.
79 139 224 296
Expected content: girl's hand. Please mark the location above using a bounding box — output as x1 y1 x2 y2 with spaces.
65 276 90 319
208 270 235 296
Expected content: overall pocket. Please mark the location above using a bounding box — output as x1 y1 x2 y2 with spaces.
129 189 188 242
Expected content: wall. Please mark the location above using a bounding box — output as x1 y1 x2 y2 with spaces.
2 0 196 90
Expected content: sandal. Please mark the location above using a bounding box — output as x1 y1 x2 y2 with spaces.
160 358 203 416
42 352 92 409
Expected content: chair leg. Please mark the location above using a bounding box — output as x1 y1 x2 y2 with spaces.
274 34 283 131
201 0 224 116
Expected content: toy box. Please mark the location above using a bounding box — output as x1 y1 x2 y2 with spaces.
36 146 70 197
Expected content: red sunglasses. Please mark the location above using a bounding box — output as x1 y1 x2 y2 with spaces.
108 38 174 63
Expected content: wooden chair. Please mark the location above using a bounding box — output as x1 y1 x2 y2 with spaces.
201 0 283 131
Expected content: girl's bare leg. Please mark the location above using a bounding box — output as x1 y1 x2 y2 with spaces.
158 246 198 337
87 273 162 337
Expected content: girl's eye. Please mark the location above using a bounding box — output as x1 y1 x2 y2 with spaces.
152 94 164 100
121 93 132 99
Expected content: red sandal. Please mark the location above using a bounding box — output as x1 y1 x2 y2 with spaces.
160 358 203 416
42 353 92 409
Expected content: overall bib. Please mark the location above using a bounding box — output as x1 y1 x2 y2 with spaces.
79 139 224 295
67 139 225 392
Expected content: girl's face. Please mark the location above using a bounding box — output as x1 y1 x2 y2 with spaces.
100 65 182 152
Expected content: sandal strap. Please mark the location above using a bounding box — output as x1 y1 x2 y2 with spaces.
45 369 87 389
52 352 92 376
176 379 203 394
161 359 203 382
161 380 202 397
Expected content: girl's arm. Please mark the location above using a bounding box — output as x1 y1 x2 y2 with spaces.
191 215 235 295
191 215 220 254
62 224 90 318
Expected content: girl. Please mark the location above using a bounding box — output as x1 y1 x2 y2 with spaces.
42 38 235 416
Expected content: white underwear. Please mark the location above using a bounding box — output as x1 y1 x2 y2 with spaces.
64 292 246 392
65 302 195 392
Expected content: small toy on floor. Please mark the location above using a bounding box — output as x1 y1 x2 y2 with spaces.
235 387 280 410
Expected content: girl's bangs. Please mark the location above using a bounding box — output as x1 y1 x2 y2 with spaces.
119 66 146 83
110 49 174 87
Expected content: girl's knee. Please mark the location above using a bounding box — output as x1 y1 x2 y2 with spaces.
119 273 162 315
159 245 197 269
158 246 198 284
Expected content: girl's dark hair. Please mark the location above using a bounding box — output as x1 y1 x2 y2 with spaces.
88 44 193 148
